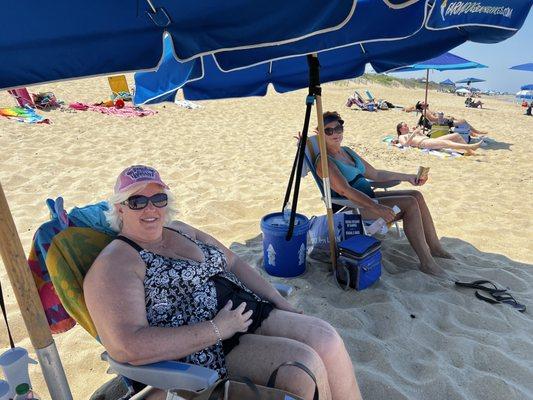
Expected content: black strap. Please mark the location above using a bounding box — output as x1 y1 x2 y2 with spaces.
207 376 260 400
0 280 15 349
267 361 319 400
282 54 321 241
115 235 144 252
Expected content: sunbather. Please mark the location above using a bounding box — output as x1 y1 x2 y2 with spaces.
84 165 361 400
395 122 482 155
406 101 488 136
315 112 453 277
465 97 483 108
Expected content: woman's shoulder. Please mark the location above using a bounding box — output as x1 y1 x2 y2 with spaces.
167 220 198 239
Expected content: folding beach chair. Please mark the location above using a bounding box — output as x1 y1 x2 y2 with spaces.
7 88 35 108
303 135 402 236
108 75 132 101
30 199 292 400
365 90 375 102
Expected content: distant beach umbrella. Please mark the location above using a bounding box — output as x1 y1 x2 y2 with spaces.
516 90 533 100
521 84 533 90
510 63 533 72
439 79 456 86
456 77 486 85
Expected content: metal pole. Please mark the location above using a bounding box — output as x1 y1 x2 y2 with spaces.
0 181 73 399
422 68 429 135
310 54 338 275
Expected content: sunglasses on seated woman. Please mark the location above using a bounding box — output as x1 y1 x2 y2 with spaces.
324 124 344 136
122 193 168 210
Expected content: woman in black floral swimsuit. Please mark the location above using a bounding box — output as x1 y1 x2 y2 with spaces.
84 165 361 400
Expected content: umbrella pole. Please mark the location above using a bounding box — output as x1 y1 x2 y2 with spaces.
310 54 338 278
0 182 73 400
423 68 429 135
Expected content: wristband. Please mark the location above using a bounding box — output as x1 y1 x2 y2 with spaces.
209 320 223 345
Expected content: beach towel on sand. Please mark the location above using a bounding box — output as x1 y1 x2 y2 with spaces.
0 106 50 124
68 102 155 117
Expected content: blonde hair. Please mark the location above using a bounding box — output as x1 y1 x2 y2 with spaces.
104 182 177 232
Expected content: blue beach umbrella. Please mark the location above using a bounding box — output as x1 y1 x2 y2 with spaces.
440 79 455 85
456 77 486 85
134 0 532 104
510 63 533 72
521 84 533 90
0 0 357 90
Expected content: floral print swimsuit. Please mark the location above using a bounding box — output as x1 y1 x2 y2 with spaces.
115 227 273 377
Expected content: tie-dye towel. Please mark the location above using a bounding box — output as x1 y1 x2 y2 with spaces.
28 198 115 335
0 106 50 124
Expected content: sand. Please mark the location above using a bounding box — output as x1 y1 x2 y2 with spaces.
0 77 532 399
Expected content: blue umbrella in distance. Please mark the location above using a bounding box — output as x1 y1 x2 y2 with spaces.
521 84 533 90
440 79 455 85
456 77 486 85
510 63 533 72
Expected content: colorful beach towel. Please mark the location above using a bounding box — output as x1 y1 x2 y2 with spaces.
68 102 155 117
0 106 50 124
28 198 116 334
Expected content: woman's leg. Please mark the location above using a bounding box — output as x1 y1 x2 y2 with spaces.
252 310 361 400
369 195 447 276
376 191 453 259
419 138 481 153
226 333 331 400
435 133 467 143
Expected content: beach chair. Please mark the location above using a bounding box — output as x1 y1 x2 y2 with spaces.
346 92 376 112
108 75 132 101
365 90 375 102
30 200 292 400
7 88 35 108
303 135 402 236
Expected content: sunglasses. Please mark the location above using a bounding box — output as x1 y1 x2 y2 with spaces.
324 123 344 136
122 193 168 210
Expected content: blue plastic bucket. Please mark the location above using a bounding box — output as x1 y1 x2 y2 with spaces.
260 212 310 277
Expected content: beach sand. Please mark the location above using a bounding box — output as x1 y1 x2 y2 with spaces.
1 77 532 399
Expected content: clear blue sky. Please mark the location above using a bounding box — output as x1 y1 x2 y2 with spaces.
387 11 533 94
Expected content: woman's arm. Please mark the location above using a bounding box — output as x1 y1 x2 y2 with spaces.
357 154 414 183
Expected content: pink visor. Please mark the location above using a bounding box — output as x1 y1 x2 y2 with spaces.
114 165 169 194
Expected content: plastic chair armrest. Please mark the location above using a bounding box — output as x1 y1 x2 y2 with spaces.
102 352 219 392
369 180 401 189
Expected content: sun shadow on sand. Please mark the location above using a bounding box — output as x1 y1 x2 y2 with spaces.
230 233 533 400
482 140 513 151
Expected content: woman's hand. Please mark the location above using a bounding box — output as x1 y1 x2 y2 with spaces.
293 131 302 141
273 296 303 314
373 204 396 223
407 174 427 186
212 300 253 340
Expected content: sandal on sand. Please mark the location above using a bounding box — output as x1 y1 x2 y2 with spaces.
455 280 507 296
475 291 526 313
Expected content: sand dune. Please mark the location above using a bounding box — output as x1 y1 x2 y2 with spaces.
1 77 532 399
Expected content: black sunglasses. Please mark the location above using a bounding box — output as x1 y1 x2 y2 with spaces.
324 123 344 136
122 193 168 210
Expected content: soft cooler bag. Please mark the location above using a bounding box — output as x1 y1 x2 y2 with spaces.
337 235 382 290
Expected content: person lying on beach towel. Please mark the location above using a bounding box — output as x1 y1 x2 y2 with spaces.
465 97 483 108
395 122 482 155
407 101 488 137
313 112 454 277
84 165 362 400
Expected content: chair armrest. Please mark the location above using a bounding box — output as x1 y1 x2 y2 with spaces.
369 180 401 189
102 352 219 392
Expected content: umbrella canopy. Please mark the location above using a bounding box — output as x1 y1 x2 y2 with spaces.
456 77 486 84
134 0 532 104
0 0 357 90
393 52 487 72
440 79 456 85
520 84 533 90
456 88 472 94
510 63 533 71
516 90 533 99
